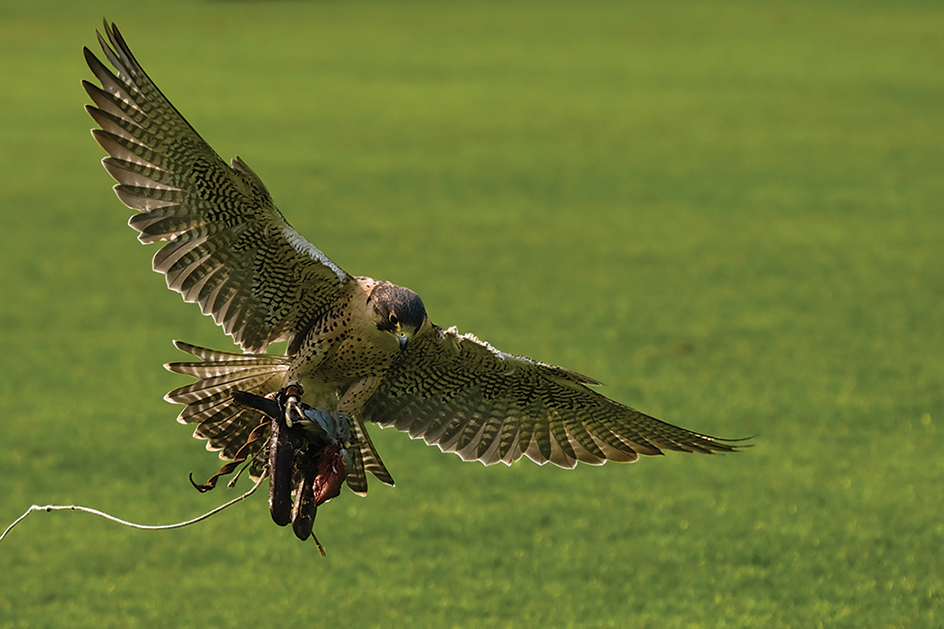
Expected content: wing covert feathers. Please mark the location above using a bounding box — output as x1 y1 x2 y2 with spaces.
362 327 743 469
84 21 348 353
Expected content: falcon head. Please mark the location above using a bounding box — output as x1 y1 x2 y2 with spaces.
369 282 428 350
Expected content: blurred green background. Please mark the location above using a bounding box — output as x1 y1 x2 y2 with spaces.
1 1 941 627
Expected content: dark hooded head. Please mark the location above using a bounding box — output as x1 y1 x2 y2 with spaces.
368 282 428 350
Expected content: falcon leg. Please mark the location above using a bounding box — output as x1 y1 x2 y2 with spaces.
282 383 304 428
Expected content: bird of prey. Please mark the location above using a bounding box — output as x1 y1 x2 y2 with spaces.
83 22 741 541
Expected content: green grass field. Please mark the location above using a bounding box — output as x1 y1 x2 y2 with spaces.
1 1 942 627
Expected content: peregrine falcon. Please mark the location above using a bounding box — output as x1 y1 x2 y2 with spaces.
83 23 741 540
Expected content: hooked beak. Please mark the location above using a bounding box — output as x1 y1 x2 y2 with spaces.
396 334 410 351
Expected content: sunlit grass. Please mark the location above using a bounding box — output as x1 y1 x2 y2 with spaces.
1 1 942 627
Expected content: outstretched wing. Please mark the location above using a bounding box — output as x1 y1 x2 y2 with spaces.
83 22 348 353
361 326 742 468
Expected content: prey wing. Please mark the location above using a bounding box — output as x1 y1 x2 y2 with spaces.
84 22 347 353
361 326 741 468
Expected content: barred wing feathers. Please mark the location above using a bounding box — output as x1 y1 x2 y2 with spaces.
83 22 347 353
362 327 741 469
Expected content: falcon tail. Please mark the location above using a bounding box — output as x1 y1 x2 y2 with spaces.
164 341 291 480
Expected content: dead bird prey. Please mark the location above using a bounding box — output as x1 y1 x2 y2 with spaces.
232 389 350 550
83 22 743 545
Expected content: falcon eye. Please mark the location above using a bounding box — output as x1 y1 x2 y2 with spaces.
389 313 399 325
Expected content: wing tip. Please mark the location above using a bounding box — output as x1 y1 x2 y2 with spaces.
669 432 754 455
707 433 756 453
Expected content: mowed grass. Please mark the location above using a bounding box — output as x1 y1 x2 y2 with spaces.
1 1 942 627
